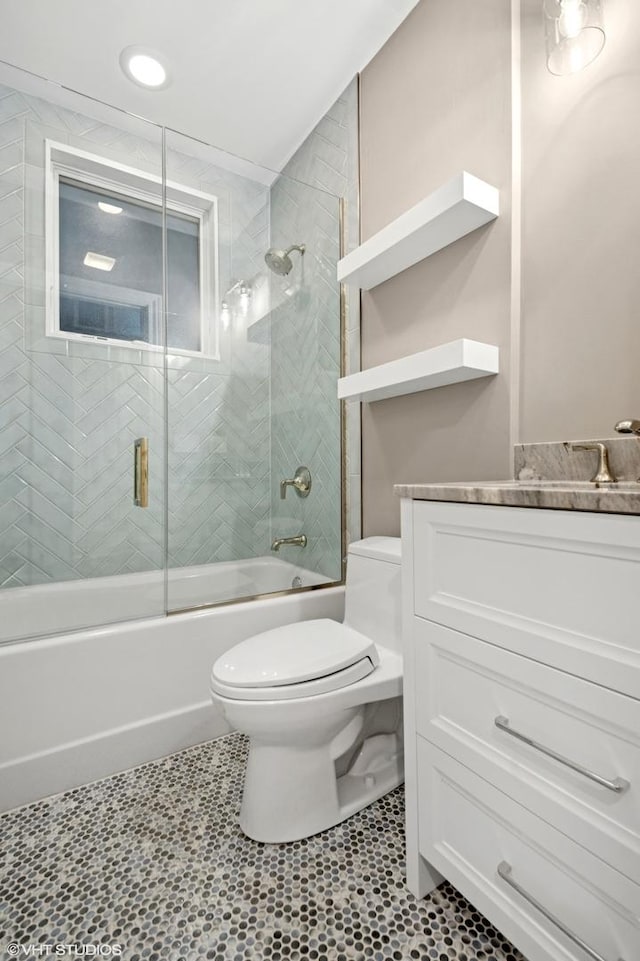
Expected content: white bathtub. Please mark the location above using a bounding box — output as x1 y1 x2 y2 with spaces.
1 555 333 642
0 559 344 812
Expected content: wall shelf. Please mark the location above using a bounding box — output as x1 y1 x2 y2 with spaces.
337 172 499 290
337 339 499 404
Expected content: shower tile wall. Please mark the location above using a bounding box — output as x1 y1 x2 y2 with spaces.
268 80 360 581
165 142 271 574
0 82 271 593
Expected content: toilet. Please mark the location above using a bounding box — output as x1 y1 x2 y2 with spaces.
210 537 404 843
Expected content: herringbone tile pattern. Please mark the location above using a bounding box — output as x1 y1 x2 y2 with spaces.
165 134 272 581
0 76 356 622
269 82 359 581
0 84 271 602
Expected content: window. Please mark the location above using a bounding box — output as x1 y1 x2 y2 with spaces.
45 141 219 358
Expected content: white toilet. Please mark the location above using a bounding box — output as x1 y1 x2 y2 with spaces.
210 537 404 843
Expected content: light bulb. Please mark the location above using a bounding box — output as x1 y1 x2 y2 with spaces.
84 252 116 272
238 284 251 315
558 0 587 39
98 201 123 215
220 301 231 330
129 55 166 87
544 0 605 75
119 46 171 90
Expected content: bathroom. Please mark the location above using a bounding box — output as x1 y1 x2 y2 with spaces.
1 0 638 959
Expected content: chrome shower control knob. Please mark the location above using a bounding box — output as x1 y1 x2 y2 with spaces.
280 466 312 499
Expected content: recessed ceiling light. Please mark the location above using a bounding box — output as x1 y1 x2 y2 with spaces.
119 45 171 90
84 252 116 272
98 201 123 215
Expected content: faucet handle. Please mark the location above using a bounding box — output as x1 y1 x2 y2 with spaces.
568 442 616 485
280 466 312 500
615 419 640 435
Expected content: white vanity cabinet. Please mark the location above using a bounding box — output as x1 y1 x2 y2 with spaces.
400 498 640 961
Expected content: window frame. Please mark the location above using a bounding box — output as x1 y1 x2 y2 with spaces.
45 140 220 359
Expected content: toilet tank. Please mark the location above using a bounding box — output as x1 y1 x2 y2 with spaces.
343 537 402 652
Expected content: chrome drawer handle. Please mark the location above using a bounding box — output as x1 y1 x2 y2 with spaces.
498 862 624 961
495 716 629 794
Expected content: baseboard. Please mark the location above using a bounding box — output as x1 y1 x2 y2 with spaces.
0 700 231 812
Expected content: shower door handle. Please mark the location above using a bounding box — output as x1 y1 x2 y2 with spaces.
134 438 149 508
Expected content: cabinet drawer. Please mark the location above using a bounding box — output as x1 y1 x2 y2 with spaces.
417 738 640 961
411 500 640 698
414 618 640 883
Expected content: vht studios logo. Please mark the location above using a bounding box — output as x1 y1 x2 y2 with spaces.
6 945 123 957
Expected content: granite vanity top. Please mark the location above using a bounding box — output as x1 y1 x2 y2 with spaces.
395 437 640 515
394 479 640 515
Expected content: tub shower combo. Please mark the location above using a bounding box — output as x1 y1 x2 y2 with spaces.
0 63 352 810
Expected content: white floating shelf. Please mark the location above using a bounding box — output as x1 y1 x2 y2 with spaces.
337 339 499 404
337 172 499 290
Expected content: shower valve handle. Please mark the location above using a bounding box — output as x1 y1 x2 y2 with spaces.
280 466 312 499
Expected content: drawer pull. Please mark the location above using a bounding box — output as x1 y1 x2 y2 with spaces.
494 716 629 794
497 861 624 961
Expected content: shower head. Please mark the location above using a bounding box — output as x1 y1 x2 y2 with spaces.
264 243 305 276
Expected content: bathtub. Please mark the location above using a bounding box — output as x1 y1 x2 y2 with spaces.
1 555 334 642
0 558 344 812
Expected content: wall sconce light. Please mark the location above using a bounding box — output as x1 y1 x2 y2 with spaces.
544 0 605 75
220 280 252 328
238 283 252 316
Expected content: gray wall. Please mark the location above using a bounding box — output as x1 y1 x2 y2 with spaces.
268 80 360 580
358 0 638 536
359 0 513 536
519 0 640 442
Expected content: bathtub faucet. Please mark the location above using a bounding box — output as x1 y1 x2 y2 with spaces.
271 534 307 552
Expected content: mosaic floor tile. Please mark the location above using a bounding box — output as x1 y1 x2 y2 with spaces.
0 734 526 961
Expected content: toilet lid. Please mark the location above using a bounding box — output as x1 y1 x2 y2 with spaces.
211 619 379 691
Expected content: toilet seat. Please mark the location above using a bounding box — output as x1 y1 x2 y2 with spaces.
210 619 379 701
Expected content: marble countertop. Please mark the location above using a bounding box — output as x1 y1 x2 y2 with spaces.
394 480 640 515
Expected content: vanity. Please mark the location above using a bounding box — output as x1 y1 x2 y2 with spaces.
398 457 640 961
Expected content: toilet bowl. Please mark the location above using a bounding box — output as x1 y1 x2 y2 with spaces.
210 537 403 843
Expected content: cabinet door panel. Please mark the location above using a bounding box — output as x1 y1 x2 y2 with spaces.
414 618 640 883
417 738 640 961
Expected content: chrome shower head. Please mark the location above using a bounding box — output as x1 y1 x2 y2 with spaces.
614 419 640 435
264 243 305 276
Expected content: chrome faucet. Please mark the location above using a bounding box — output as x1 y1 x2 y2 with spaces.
271 534 307 552
568 441 616 484
615 419 640 435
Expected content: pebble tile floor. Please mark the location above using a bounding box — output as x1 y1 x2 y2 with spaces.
1 733 526 961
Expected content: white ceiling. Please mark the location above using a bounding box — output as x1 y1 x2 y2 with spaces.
0 0 419 171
